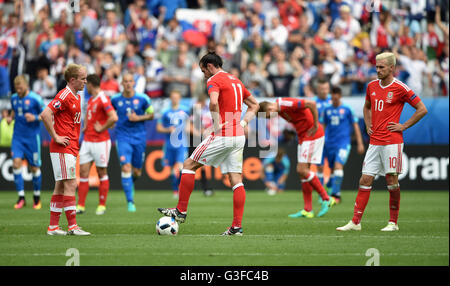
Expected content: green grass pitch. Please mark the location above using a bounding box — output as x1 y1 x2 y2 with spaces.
0 189 448 266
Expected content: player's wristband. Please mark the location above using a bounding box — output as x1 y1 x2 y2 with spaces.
240 120 247 128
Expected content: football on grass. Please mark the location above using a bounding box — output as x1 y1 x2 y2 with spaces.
156 216 179 235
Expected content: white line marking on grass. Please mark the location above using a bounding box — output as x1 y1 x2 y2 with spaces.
0 252 448 257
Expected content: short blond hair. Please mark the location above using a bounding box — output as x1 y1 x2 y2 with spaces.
14 75 29 86
64 64 85 82
376 52 396 67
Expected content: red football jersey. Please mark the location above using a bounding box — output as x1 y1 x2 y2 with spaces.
365 78 421 145
48 86 82 156
276 97 324 144
206 71 251 136
83 91 114 142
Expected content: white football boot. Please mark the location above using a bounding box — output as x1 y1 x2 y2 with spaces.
336 220 362 231
47 226 67 236
380 222 399 231
68 226 91 236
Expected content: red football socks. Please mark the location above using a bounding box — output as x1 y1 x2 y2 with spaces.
301 181 313 212
49 194 64 227
388 185 401 224
309 174 330 201
232 183 246 228
64 196 77 229
352 186 372 224
77 178 89 207
176 170 196 213
99 176 110 206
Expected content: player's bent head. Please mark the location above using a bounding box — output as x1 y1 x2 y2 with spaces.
259 101 276 118
199 52 223 69
86 74 101 87
376 52 396 67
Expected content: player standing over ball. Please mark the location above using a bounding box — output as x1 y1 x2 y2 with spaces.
322 86 365 203
259 98 335 218
77 74 118 215
158 52 260 236
111 73 154 212
336 52 428 232
10 75 44 210
40 63 90 235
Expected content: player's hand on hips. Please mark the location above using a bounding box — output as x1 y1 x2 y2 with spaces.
306 124 318 137
94 121 103 132
387 122 405 133
366 125 373 136
55 135 70 146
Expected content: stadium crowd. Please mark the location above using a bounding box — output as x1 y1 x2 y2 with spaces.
0 0 448 104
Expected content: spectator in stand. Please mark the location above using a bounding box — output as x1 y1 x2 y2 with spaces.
135 16 159 52
265 16 289 49
279 0 304 33
341 51 377 96
64 13 92 53
266 50 298 97
143 48 164 98
332 4 361 43
80 0 99 40
370 10 396 51
158 18 182 51
163 53 191 97
53 10 70 39
122 42 144 70
95 3 128 61
32 66 57 99
149 0 187 24
242 33 271 67
395 46 433 96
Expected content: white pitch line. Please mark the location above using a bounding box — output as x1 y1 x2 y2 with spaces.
0 252 448 257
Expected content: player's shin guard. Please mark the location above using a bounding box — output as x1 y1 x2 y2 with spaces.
13 168 24 198
352 185 372 224
232 183 246 228
307 171 330 201
121 172 134 203
77 178 89 207
331 169 344 197
63 196 77 230
99 175 109 206
301 180 313 212
176 170 196 213
388 184 400 224
49 194 64 227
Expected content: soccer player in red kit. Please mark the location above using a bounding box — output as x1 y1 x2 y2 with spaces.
259 98 335 218
77 74 118 215
337 52 428 232
40 64 91 235
158 52 260 236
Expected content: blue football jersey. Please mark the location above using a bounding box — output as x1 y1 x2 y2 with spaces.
10 91 44 137
158 105 190 149
111 92 153 144
314 95 332 124
323 104 358 148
